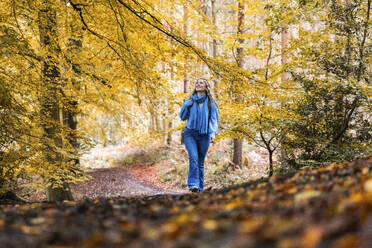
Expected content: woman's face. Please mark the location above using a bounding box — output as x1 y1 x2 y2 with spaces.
195 79 207 92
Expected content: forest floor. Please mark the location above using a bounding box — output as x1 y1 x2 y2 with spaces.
16 153 186 202
16 141 268 202
2 153 372 247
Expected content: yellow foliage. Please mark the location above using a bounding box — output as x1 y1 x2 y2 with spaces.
0 0 370 197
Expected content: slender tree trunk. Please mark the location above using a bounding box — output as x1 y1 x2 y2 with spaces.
166 36 175 146
167 121 172 145
211 0 217 59
200 0 208 74
280 25 289 164
156 115 160 131
39 1 73 201
149 109 155 132
281 25 288 83
232 0 245 169
181 4 188 145
211 0 219 98
269 150 273 177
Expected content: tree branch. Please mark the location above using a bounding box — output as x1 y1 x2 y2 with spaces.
330 97 358 144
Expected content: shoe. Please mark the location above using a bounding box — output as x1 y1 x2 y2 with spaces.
189 186 199 193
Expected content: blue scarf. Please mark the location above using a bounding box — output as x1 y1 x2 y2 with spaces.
187 93 209 134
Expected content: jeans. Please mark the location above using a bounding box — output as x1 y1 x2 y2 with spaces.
184 128 211 191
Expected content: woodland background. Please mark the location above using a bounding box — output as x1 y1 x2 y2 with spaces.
0 0 371 202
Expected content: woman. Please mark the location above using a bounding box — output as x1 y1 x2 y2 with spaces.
179 78 219 193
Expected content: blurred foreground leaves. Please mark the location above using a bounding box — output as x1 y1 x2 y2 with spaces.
1 156 372 247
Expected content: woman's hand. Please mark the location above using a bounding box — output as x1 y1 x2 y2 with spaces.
210 137 215 144
185 99 193 107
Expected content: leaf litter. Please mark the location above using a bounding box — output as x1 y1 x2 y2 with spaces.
1 156 372 248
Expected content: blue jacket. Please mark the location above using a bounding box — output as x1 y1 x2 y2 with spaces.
179 97 219 139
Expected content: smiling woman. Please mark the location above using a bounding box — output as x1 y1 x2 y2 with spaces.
179 78 219 193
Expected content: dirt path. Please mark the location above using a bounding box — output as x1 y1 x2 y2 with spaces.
16 144 186 202
16 165 183 202
71 166 182 201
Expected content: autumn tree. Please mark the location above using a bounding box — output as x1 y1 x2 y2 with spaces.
284 0 372 167
0 1 47 199
39 1 76 201
231 0 245 169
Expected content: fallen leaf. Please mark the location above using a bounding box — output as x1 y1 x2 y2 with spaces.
203 220 218 231
364 179 372 193
295 191 322 204
302 226 324 248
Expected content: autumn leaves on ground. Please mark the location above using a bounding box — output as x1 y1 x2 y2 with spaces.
2 148 372 247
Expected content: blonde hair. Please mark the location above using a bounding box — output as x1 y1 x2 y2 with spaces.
187 78 217 106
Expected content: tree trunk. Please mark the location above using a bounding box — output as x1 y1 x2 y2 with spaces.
211 0 217 59
268 150 273 177
167 121 172 145
281 25 288 83
232 0 244 168
66 13 83 165
279 25 289 165
233 139 243 169
167 37 175 146
39 1 73 201
211 0 219 98
149 109 155 131
181 4 188 145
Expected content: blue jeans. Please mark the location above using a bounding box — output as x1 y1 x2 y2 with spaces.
184 128 210 191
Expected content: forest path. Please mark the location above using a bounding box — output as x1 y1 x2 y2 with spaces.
16 145 185 202
70 165 183 200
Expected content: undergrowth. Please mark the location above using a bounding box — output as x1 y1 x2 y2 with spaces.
159 140 269 190
93 137 271 191
114 145 169 166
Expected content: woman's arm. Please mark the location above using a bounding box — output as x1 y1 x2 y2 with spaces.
209 102 219 140
179 99 193 121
